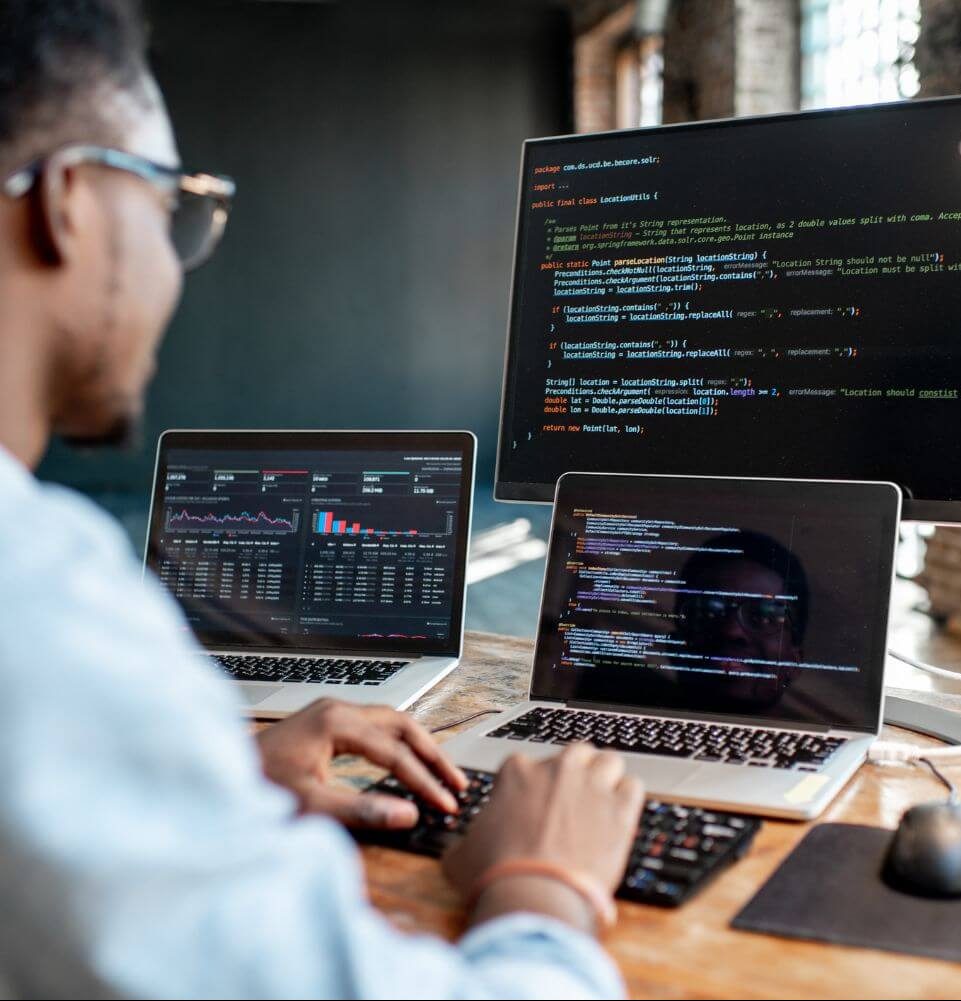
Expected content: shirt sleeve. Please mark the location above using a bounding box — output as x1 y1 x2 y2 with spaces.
0 484 625 1000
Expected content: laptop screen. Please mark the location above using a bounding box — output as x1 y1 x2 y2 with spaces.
532 474 900 731
145 431 474 656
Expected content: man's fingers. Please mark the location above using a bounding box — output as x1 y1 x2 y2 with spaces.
302 784 419 830
616 774 646 819
356 706 467 792
589 749 626 786
555 741 595 771
342 727 459 813
395 714 468 791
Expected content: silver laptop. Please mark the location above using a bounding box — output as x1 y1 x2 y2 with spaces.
444 472 901 820
145 429 475 718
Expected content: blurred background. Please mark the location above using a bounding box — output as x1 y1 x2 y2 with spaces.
38 0 961 648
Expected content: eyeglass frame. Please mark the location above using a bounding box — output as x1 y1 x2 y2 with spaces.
1 144 236 271
677 593 798 639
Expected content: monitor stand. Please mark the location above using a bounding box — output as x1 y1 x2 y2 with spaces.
884 695 961 745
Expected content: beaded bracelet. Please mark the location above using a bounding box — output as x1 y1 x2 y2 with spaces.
468 858 618 931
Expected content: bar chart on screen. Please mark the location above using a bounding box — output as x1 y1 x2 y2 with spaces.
312 509 429 537
312 508 454 540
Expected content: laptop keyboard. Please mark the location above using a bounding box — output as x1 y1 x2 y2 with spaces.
357 768 761 907
486 707 845 771
213 654 408 686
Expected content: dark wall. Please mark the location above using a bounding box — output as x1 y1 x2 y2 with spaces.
39 0 572 500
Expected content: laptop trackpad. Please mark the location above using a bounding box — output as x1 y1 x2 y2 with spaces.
237 684 283 706
623 756 701 788
675 764 800 801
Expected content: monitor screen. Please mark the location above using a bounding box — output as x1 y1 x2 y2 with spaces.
145 431 474 655
496 97 961 521
532 474 901 732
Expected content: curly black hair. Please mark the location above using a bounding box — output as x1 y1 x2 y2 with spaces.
0 1 151 169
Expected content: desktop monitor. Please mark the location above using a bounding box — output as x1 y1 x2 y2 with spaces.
495 96 961 522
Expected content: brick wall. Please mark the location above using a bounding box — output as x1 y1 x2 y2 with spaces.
917 0 961 97
662 0 798 123
662 0 737 122
734 0 799 117
573 0 799 132
574 3 638 132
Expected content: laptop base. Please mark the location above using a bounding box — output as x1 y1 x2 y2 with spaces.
441 701 872 821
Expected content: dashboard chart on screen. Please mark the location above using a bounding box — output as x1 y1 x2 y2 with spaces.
496 97 961 518
151 445 468 647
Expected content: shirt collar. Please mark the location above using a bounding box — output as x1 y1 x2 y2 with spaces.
0 442 36 496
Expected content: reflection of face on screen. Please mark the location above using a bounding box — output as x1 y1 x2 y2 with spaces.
674 532 807 712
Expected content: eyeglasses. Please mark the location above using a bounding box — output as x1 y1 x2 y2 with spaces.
678 595 794 637
2 144 236 272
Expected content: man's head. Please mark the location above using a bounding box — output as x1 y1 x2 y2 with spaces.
675 531 810 708
0 1 182 452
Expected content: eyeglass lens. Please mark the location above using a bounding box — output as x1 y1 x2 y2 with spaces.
682 597 790 636
170 190 226 271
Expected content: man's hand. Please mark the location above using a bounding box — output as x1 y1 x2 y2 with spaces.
443 744 644 933
256 699 467 830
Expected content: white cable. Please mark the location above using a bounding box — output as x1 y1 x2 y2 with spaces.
869 740 961 764
872 651 961 765
889 649 961 682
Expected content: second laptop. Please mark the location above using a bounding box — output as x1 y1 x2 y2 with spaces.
145 429 475 717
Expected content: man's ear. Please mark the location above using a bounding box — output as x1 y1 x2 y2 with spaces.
31 159 94 267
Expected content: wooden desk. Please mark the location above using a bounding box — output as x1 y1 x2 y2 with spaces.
346 631 961 1000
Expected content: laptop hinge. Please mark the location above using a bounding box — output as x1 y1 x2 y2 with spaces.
564 700 832 733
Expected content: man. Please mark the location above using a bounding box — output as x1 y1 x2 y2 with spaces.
0 2 643 998
674 531 809 712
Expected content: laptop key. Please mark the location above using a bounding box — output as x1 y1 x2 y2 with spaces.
702 824 737 839
651 882 684 903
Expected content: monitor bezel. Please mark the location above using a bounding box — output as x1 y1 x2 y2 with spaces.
493 95 961 525
146 428 476 657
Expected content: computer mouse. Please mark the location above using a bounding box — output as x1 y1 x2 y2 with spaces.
883 800 961 898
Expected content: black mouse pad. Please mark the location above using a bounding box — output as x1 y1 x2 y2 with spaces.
732 823 961 963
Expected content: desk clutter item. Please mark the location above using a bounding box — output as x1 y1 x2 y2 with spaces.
732 823 961 963
357 767 760 907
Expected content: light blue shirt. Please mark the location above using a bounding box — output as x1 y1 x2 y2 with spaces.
0 446 625 1000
